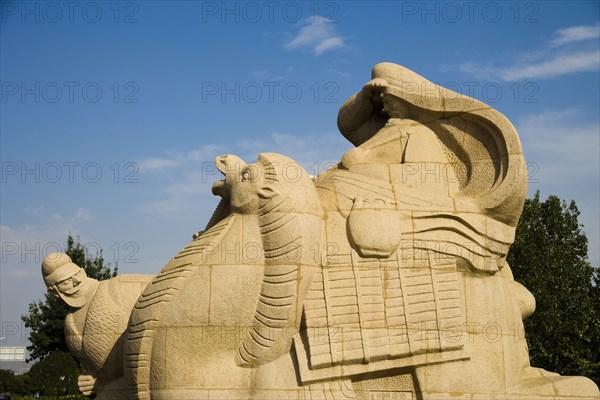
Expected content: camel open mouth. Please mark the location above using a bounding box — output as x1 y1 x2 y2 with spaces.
206 155 236 231
211 155 229 198
211 179 227 197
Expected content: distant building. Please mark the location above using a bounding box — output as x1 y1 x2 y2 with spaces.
0 346 30 374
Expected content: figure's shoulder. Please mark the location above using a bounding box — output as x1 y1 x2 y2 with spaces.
106 274 155 302
112 274 155 284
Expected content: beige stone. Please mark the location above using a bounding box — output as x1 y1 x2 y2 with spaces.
52 63 599 399
41 252 154 399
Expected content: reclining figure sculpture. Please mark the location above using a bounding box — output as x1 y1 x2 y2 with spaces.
44 63 600 400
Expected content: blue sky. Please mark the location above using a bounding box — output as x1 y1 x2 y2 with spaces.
1 1 599 349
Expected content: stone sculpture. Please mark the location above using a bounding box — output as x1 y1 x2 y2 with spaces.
41 252 153 399
48 63 600 399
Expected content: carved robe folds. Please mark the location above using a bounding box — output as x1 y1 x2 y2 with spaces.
65 275 153 399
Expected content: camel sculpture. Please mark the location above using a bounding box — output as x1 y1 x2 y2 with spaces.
45 63 600 400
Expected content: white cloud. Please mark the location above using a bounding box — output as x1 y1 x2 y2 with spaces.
135 143 225 220
324 68 353 78
550 22 600 47
1 213 82 272
136 132 350 220
25 206 46 216
74 208 94 222
517 108 599 265
137 144 223 172
137 170 214 218
499 50 600 81
1 206 95 240
0 211 90 345
187 145 223 162
250 69 286 81
314 37 344 56
284 17 345 56
458 23 600 81
237 131 349 170
136 144 227 220
519 108 599 168
137 157 179 171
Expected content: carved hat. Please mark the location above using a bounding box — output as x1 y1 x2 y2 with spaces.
339 62 528 228
42 252 80 287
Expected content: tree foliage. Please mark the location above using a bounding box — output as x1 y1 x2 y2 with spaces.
27 351 79 396
507 191 599 384
0 368 15 393
21 234 118 362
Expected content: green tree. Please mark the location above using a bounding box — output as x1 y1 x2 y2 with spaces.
0 368 15 393
27 350 79 396
507 191 600 384
10 372 31 397
21 234 118 361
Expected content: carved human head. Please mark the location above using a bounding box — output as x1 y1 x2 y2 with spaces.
42 252 98 309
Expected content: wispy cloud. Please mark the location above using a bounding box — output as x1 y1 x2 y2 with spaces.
136 144 228 218
498 50 600 81
0 207 95 274
73 208 94 222
517 108 599 264
550 22 600 47
137 157 179 171
458 23 600 81
518 108 600 169
137 132 350 219
0 207 100 337
236 131 349 169
250 69 286 81
284 17 345 56
324 68 353 78
137 144 222 172
137 170 214 218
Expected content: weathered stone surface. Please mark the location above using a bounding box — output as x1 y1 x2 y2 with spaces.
47 63 600 399
41 252 153 399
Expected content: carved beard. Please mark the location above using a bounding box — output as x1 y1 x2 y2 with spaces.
58 278 99 309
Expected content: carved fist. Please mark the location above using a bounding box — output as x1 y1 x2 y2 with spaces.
362 77 388 106
77 374 96 397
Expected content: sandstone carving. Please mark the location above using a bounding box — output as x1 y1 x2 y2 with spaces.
41 252 153 399
47 63 600 399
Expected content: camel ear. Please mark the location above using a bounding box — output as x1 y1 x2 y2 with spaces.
258 186 278 199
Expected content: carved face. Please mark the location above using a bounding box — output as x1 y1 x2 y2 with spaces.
212 154 275 214
55 268 85 294
52 269 96 309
